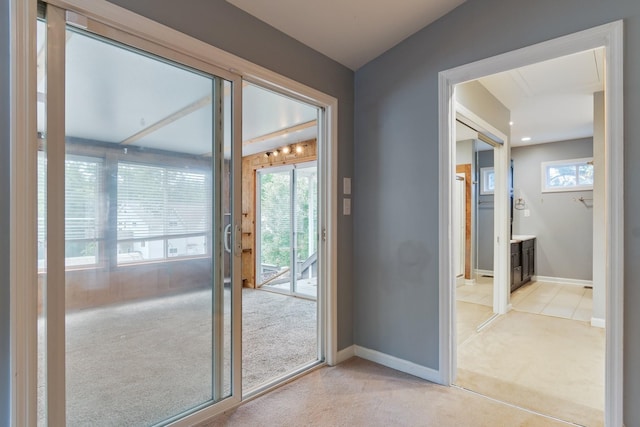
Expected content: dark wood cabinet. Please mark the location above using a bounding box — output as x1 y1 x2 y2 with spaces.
511 237 535 292
521 238 535 284
510 241 522 291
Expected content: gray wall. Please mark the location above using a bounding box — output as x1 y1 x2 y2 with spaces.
456 139 473 165
353 0 640 424
457 80 511 137
476 150 494 272
0 0 10 424
104 0 355 350
512 139 594 281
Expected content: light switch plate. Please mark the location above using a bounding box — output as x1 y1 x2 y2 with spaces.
343 177 352 195
343 198 351 215
524 209 530 217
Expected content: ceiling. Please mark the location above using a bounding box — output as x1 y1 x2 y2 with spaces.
38 22 318 158
40 6 604 158
226 1 603 147
226 0 466 70
477 48 604 146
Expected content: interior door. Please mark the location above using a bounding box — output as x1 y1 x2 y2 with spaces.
38 5 242 425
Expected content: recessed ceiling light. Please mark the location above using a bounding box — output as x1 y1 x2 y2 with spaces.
509 121 514 126
521 137 532 142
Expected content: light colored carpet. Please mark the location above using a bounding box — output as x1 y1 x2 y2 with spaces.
456 310 605 427
38 288 317 426
242 289 317 390
202 357 573 427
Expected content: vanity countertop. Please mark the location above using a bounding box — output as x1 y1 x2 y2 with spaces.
511 234 536 243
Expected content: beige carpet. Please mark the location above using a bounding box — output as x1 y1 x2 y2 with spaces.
203 357 574 427
456 310 605 427
38 288 317 426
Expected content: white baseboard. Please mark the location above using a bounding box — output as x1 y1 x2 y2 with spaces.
464 278 476 286
335 345 355 364
354 345 442 384
591 317 605 328
532 275 593 287
474 269 493 277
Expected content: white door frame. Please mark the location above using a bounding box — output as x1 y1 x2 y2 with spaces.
438 21 624 426
9 0 339 425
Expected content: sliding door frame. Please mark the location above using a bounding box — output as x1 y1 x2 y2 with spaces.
41 3 244 424
10 0 339 425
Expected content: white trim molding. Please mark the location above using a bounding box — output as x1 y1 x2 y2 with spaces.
336 346 356 364
354 346 442 384
474 269 494 277
532 276 593 287
439 20 624 427
591 317 606 329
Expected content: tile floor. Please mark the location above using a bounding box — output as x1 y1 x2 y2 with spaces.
512 280 593 321
456 276 593 322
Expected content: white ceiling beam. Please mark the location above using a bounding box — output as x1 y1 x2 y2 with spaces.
120 94 211 146
119 81 249 147
243 120 317 146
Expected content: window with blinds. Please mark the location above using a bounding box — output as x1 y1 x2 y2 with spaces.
37 152 47 269
65 155 103 266
117 162 210 263
37 152 103 268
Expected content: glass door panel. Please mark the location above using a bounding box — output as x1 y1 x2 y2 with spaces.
36 6 239 422
257 170 292 292
293 166 318 298
257 165 318 298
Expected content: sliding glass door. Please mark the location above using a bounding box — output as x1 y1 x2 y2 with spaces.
257 163 318 299
38 4 241 425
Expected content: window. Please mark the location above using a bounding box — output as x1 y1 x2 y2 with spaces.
65 156 104 266
117 162 210 263
37 152 47 269
480 167 495 195
38 152 104 268
541 158 594 192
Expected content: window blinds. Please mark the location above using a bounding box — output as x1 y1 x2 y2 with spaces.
117 162 210 241
65 155 103 241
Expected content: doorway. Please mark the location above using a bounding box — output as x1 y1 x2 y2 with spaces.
240 83 322 393
257 163 318 299
23 2 338 426
36 6 241 425
439 22 624 427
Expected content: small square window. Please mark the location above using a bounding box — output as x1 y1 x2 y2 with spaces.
480 167 495 195
541 158 593 193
